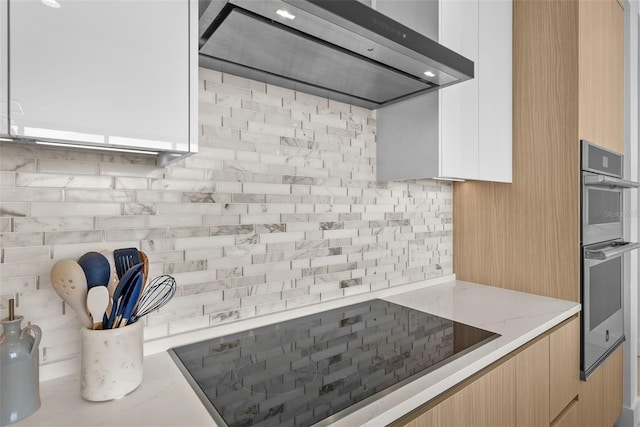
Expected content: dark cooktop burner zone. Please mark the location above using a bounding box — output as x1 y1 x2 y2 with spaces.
170 299 499 427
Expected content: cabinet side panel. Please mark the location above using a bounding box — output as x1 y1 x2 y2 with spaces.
453 0 580 302
376 94 440 181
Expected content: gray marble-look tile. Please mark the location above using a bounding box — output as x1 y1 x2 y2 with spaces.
0 202 27 217
16 172 113 189
105 228 167 242
181 192 229 204
0 157 37 172
123 203 157 215
339 277 363 289
44 230 103 245
210 225 254 236
0 232 43 249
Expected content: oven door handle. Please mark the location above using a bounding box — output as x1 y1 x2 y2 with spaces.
584 241 640 260
583 175 640 189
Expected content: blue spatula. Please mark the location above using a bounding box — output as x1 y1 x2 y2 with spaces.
113 272 143 328
104 262 144 329
113 248 140 280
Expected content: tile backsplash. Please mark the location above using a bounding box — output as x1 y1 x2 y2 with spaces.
0 68 452 371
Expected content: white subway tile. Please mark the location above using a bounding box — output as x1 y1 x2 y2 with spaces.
17 173 113 189
114 177 149 190
223 73 266 92
247 121 296 138
243 182 291 195
31 202 121 217
200 68 222 84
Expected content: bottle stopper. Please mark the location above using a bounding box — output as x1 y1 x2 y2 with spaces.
8 298 15 321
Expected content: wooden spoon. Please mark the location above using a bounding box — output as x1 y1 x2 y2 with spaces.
50 259 92 328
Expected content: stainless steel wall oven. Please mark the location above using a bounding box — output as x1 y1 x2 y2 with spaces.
580 140 639 380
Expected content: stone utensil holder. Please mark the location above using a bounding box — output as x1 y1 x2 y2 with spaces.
80 320 143 401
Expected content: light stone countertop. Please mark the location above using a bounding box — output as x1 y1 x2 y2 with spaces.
12 278 580 427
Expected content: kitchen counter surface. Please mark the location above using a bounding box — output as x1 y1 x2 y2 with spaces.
13 278 580 427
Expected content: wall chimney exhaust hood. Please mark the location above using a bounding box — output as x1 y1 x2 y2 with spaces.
198 0 474 109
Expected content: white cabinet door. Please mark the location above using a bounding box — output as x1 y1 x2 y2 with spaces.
9 0 191 154
0 0 7 137
439 0 479 179
478 0 512 182
375 0 512 182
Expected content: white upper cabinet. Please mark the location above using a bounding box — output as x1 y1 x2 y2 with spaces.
376 0 512 183
4 0 197 164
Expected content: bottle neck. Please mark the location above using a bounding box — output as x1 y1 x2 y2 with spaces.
1 316 24 335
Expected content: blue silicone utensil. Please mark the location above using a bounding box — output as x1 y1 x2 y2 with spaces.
78 251 111 289
113 248 140 280
103 262 144 329
115 273 143 328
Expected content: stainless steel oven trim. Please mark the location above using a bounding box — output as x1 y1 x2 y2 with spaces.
584 241 640 260
583 174 640 189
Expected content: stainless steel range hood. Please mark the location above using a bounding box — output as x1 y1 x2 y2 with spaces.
198 0 474 109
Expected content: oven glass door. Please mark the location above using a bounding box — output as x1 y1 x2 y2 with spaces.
582 247 624 377
582 175 623 245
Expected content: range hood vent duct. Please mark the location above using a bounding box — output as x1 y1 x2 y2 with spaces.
198 0 474 109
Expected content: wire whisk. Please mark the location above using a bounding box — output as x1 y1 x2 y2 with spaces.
130 275 176 323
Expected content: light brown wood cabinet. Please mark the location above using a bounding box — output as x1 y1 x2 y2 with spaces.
394 317 579 427
579 0 625 153
549 317 580 422
551 400 579 427
401 358 516 427
515 335 549 426
578 345 624 427
453 0 625 422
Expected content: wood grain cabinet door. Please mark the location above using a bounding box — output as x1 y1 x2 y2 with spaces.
515 336 550 427
399 358 516 427
579 0 625 153
578 345 623 427
549 317 580 422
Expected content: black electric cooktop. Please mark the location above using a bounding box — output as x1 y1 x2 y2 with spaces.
169 299 499 427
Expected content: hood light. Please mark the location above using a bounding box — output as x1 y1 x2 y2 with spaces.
275 9 296 20
424 71 436 78
41 0 61 8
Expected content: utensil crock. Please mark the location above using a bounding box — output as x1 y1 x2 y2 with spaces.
80 320 143 401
